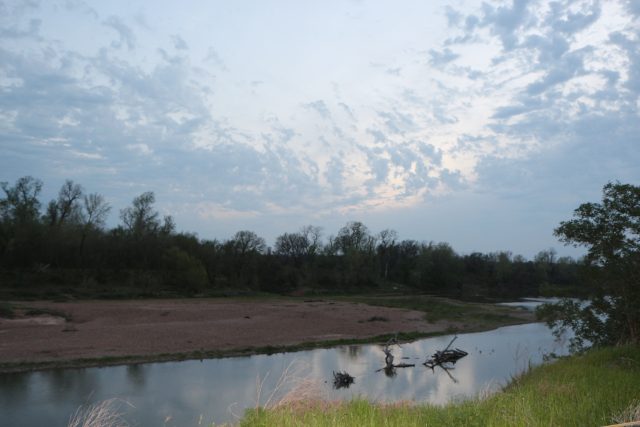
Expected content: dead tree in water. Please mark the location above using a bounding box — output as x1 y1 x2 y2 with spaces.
333 371 355 389
377 334 415 376
423 336 468 369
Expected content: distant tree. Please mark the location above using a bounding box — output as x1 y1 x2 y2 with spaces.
538 182 640 349
79 193 111 260
120 192 160 236
275 232 308 259
275 225 322 261
335 221 377 287
300 225 323 256
377 229 398 279
0 176 43 226
162 246 208 293
55 180 83 226
336 221 375 254
417 242 462 293
82 193 111 230
0 177 44 267
230 230 266 255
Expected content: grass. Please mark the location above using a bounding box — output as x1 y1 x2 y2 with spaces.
241 344 640 427
340 294 532 330
0 301 16 318
68 398 131 427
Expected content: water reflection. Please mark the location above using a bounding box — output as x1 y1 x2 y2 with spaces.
0 322 569 426
337 345 362 360
126 364 147 390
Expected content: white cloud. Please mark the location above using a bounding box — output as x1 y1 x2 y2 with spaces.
0 0 637 255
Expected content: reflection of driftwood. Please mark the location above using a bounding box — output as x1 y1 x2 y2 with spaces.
439 365 459 384
423 336 468 369
376 335 415 376
333 371 355 389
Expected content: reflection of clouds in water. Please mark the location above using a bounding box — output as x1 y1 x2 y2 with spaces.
430 360 477 405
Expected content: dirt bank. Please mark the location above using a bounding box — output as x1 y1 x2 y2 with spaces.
0 298 462 371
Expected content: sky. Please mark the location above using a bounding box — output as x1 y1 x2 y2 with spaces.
1 0 638 258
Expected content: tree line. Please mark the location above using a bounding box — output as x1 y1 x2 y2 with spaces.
1 176 584 298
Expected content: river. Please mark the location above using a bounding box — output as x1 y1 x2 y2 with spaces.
0 300 568 426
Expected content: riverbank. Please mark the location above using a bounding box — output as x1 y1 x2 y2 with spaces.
241 344 640 426
0 296 532 373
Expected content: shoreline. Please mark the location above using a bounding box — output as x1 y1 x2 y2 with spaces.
0 297 534 374
0 322 535 374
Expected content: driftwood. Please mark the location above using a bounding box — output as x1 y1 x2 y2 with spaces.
333 370 355 389
376 335 415 376
423 336 468 369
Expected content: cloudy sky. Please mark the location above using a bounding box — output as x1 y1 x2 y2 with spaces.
1 0 638 257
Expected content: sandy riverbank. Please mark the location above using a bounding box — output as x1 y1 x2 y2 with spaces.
0 298 467 371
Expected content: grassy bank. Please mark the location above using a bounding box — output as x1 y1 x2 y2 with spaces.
339 294 533 331
241 344 640 427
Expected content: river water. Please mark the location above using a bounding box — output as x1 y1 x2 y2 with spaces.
0 301 568 426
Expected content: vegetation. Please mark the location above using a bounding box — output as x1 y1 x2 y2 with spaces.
340 295 530 329
241 344 640 427
538 182 640 350
0 176 584 300
0 301 15 318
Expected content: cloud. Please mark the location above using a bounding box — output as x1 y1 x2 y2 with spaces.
546 1 601 35
386 67 402 75
171 35 188 50
1 0 637 243
623 0 640 17
304 100 331 119
480 0 532 50
428 47 459 66
0 18 41 39
103 15 136 50
444 5 463 27
526 47 591 95
377 110 415 134
204 47 227 70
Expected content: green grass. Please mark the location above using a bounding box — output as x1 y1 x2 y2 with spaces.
241 344 640 427
340 295 531 330
0 301 16 318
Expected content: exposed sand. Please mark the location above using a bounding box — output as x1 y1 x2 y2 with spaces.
0 299 458 369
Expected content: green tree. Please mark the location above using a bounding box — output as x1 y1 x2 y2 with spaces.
538 182 640 349
162 246 208 293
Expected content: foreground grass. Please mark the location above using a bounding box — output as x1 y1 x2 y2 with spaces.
241 344 640 427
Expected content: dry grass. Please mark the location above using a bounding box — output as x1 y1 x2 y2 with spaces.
611 400 640 425
254 359 328 410
67 398 131 427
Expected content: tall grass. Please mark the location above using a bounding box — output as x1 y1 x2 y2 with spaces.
68 399 131 427
241 344 640 427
